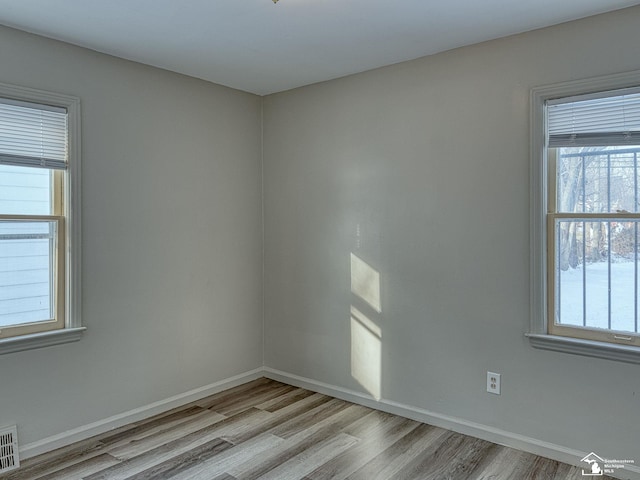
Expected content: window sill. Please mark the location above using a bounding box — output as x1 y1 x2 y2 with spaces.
0 327 86 355
526 333 640 364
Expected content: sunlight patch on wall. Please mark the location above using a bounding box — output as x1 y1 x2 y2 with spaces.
350 253 381 313
350 305 381 400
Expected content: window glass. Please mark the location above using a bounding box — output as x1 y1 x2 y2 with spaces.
0 220 57 328
0 165 52 215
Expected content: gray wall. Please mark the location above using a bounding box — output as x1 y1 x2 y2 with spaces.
263 6 640 461
0 26 263 445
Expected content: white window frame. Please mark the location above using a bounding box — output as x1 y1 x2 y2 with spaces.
528 70 640 364
0 82 83 355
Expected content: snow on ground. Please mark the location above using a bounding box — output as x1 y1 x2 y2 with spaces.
558 260 638 332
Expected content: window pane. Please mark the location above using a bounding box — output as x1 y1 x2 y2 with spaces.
0 220 55 327
557 146 640 214
556 219 639 334
0 164 52 215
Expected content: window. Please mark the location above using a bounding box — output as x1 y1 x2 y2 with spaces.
529 71 640 363
0 82 82 354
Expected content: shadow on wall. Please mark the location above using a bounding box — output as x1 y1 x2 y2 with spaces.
350 252 382 400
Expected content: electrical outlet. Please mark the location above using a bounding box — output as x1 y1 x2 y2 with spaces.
487 372 501 395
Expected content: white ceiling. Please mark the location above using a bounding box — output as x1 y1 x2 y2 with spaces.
0 0 637 95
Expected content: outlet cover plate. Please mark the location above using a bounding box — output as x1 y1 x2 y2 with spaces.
487 372 501 395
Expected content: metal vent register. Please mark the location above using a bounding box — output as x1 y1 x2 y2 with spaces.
0 426 19 473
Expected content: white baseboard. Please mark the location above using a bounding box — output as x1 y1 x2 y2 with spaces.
19 367 264 460
264 367 640 480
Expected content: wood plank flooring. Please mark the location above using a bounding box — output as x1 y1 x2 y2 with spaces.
1 378 612 480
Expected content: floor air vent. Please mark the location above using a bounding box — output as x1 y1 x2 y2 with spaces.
0 426 19 474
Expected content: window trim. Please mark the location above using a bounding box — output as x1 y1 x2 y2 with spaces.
528 70 640 364
0 82 83 355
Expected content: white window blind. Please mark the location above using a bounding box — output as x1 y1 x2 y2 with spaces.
0 99 68 170
547 88 640 147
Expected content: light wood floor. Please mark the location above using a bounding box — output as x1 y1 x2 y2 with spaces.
1 378 612 480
